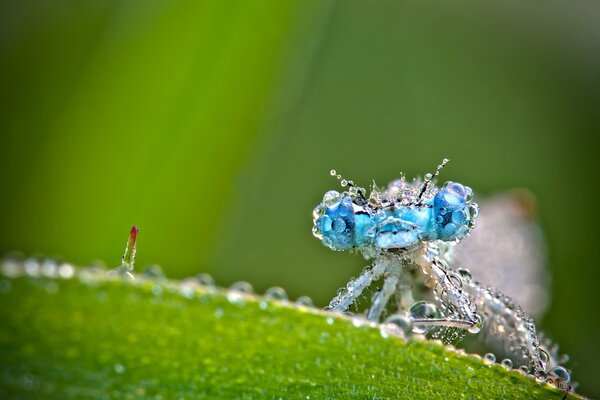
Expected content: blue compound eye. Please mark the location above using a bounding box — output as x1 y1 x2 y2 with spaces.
434 181 477 242
313 196 357 251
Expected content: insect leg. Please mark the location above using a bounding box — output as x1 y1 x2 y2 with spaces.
326 261 386 312
366 274 399 321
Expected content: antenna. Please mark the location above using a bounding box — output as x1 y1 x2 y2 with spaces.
417 158 449 204
330 169 366 201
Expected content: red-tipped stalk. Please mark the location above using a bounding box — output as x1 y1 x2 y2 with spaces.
121 225 138 271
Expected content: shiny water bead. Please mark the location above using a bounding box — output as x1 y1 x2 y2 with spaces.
456 268 472 281
500 358 513 369
229 281 254 293
549 365 571 388
264 286 288 301
519 365 530 374
534 370 548 382
467 314 483 334
295 296 314 307
322 190 342 206
484 353 496 363
41 259 59 277
384 314 413 337
409 301 442 334
196 273 215 287
142 265 165 279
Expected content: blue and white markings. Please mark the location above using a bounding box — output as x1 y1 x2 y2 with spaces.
312 160 573 390
313 173 478 251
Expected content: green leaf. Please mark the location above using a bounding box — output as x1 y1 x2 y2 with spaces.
0 271 579 399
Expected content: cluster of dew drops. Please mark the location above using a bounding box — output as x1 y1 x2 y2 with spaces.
0 249 572 392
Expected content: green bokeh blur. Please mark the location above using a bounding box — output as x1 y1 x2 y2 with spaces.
1 0 598 396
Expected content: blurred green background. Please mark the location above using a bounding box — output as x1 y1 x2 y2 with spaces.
1 0 598 396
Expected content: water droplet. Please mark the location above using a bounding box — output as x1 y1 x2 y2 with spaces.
464 186 474 202
322 190 341 206
264 286 288 301
538 348 550 365
549 366 570 383
457 268 472 281
519 365 530 374
114 364 125 374
151 285 163 296
468 314 483 334
409 301 442 334
230 281 253 293
330 169 336 176
227 290 246 306
142 265 165 279
58 263 75 279
295 296 314 307
1 258 23 278
409 301 441 319
424 173 433 181
24 258 41 277
326 317 334 325
501 359 513 369
41 259 58 277
384 314 413 337
340 179 348 187
468 203 480 219
196 273 215 287
534 370 547 382
484 353 496 363
448 273 462 288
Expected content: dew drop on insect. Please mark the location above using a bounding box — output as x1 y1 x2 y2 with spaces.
409 301 442 334
535 370 547 382
500 359 513 369
464 186 474 202
340 179 348 187
322 190 341 206
539 348 550 365
330 169 336 176
467 203 480 219
196 273 215 287
424 173 433 181
484 353 496 363
457 268 472 281
230 281 254 293
409 301 441 319
384 314 413 337
295 296 314 307
468 314 483 334
264 286 288 301
448 273 462 288
549 366 570 383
